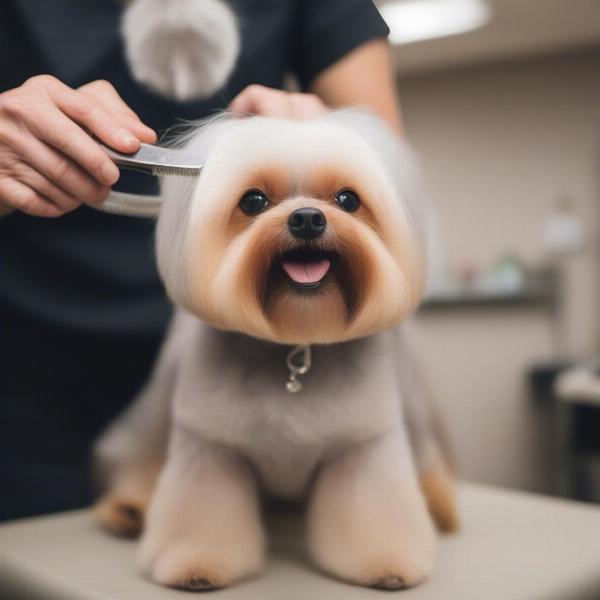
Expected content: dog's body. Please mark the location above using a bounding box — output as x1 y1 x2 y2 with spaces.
98 312 445 498
95 111 458 591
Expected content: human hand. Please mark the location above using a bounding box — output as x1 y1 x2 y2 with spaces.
0 76 156 217
230 84 327 120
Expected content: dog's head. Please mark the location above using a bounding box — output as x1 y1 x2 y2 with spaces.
156 111 427 344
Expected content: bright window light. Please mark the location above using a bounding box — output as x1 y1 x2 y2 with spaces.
379 0 492 45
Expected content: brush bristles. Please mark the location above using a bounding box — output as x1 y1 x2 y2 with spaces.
152 167 202 177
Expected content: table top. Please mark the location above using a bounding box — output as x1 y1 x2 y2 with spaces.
1 483 600 600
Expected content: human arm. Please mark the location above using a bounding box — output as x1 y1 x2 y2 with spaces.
310 38 402 134
231 38 402 133
231 0 401 132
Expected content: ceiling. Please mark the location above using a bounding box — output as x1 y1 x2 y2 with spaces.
374 0 600 75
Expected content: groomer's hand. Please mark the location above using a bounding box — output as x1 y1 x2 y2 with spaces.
230 85 327 119
0 76 156 217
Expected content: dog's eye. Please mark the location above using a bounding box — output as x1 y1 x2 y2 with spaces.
239 190 269 216
335 189 360 213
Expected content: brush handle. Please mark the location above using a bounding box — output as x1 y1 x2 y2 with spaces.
94 191 163 218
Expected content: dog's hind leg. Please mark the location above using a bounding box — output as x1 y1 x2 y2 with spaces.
393 327 460 533
405 387 460 534
420 456 459 533
403 386 460 533
93 311 192 537
94 458 164 537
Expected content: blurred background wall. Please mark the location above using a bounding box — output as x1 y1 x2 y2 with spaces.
375 0 600 495
408 49 600 492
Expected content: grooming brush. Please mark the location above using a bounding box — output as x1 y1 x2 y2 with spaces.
95 142 202 218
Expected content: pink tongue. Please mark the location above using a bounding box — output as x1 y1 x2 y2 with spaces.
282 259 331 284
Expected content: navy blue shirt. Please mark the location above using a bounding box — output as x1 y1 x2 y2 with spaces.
0 0 388 520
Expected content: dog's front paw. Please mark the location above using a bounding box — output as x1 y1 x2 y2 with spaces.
307 435 438 590
308 505 437 590
313 535 436 591
364 549 436 590
138 534 265 590
140 541 225 590
137 429 266 589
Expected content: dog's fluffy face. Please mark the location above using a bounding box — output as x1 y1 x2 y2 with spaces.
157 112 426 344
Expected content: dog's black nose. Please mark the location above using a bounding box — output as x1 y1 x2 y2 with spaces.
288 208 327 240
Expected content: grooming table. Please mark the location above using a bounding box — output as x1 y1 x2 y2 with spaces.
1 483 600 600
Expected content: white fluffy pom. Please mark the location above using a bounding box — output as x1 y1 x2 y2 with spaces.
121 0 240 101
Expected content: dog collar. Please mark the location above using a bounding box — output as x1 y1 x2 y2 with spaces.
286 344 312 393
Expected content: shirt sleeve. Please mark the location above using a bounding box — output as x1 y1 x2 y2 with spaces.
291 0 389 91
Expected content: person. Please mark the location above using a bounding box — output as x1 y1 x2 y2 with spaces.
0 0 402 521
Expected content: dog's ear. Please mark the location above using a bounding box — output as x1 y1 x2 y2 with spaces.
121 0 240 101
155 113 241 302
323 109 430 301
326 109 428 255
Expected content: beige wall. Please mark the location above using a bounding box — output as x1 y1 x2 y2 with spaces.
399 47 600 492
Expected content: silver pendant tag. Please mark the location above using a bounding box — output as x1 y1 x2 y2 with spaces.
285 344 312 393
286 378 303 393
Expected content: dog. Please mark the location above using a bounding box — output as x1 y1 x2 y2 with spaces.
94 110 458 591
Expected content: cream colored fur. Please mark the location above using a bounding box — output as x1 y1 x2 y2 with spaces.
95 110 457 591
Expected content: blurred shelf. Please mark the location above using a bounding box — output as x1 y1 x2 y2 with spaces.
420 269 558 311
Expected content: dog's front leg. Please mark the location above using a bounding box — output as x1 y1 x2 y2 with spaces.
138 427 265 590
307 431 437 590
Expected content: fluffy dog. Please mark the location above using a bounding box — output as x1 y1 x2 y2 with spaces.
94 110 458 591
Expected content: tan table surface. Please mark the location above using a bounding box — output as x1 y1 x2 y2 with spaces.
1 483 600 600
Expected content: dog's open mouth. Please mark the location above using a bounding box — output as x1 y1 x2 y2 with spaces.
262 244 362 322
278 248 336 289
